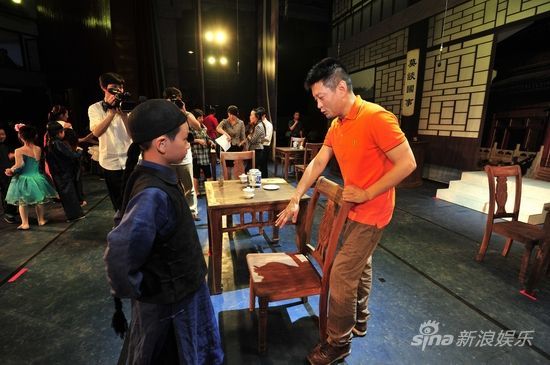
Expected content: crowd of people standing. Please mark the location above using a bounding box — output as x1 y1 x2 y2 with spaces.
0 57 414 365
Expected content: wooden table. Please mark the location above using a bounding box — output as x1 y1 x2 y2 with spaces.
205 178 310 294
274 147 304 181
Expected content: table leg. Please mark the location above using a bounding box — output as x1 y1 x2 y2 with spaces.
284 154 290 181
210 151 217 181
262 210 279 245
208 209 224 294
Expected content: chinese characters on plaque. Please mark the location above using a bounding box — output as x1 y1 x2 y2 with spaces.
402 48 420 117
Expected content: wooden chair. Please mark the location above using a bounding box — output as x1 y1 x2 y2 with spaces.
522 206 550 298
246 177 352 353
274 138 306 178
476 165 546 282
220 151 255 180
295 142 323 182
478 147 491 168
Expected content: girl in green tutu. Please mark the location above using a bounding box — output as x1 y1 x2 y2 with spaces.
4 124 57 230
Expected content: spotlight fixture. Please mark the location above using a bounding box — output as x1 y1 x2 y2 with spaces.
215 31 227 45
204 29 227 45
207 56 216 65
12 0 22 4
219 56 228 66
187 50 194 54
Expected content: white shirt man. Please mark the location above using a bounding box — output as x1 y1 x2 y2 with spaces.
88 103 131 171
260 114 273 178
88 72 132 211
262 115 273 148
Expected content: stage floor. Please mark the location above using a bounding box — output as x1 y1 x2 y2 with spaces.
0 167 549 364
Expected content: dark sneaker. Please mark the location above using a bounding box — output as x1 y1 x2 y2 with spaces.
352 320 368 337
307 342 351 365
66 215 86 223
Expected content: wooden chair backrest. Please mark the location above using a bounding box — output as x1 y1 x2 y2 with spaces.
220 150 255 179
301 177 352 277
496 149 515 164
485 165 522 221
479 147 491 160
302 142 323 165
290 136 305 147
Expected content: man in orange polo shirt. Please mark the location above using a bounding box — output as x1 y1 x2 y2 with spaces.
276 58 416 364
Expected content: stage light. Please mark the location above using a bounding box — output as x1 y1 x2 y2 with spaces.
188 50 194 54
215 31 227 45
207 56 216 65
219 56 228 66
12 0 22 4
205 29 227 44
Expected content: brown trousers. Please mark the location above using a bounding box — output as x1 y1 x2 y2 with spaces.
326 220 384 346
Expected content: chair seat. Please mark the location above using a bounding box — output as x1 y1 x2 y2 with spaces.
295 164 306 172
247 252 321 301
493 220 544 243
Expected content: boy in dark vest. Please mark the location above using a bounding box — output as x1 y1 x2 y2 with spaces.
104 99 223 364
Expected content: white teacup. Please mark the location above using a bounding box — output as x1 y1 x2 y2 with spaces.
242 187 255 199
239 174 248 184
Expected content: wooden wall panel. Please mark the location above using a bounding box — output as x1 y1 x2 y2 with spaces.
421 134 480 170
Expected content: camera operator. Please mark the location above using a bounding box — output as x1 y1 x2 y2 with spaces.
163 86 202 220
88 72 132 211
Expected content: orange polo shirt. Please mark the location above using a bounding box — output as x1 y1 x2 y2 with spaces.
324 96 406 228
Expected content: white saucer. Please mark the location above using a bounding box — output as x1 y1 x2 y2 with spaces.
263 184 280 191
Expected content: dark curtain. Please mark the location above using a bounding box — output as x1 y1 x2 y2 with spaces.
110 0 164 100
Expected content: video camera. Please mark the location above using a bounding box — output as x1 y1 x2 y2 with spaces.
108 87 134 111
108 87 131 106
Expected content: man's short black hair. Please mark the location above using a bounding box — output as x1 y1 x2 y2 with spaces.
99 72 124 89
163 87 182 99
304 58 353 92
